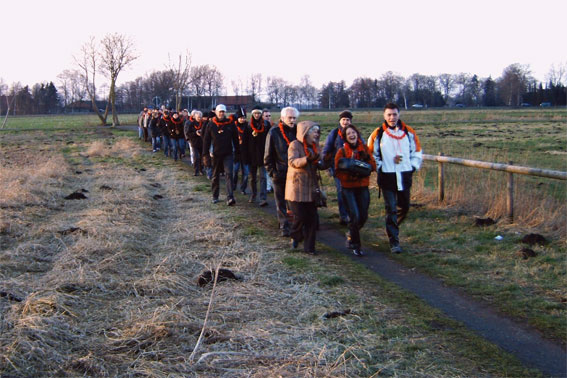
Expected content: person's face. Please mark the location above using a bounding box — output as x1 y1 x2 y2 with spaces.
282 111 297 126
216 110 226 119
238 116 246 123
306 126 320 144
252 112 262 120
173 113 179 119
384 108 400 127
152 111 158 118
262 112 271 122
339 117 351 128
345 127 358 144
195 113 202 121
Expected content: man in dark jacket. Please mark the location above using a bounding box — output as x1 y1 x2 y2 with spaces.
264 106 299 236
203 104 239 205
322 110 354 225
232 107 250 195
184 110 205 175
244 106 269 206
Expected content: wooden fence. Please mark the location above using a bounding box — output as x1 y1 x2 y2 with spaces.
423 153 567 222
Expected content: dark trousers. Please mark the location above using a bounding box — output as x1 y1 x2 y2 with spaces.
342 187 370 249
212 154 234 200
289 201 318 253
382 188 411 246
272 178 289 230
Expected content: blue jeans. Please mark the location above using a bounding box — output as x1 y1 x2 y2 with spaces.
152 136 161 151
178 139 186 157
342 187 370 249
250 165 267 200
170 138 184 161
331 168 349 222
382 188 411 247
232 161 250 192
162 135 171 157
138 126 143 139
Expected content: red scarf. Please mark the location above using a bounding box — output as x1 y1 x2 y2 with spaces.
190 116 204 130
212 115 234 130
250 117 265 133
303 140 319 165
171 117 182 126
343 139 366 159
236 121 247 134
383 121 407 140
279 121 292 146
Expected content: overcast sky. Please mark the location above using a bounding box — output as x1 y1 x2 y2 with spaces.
2 0 565 92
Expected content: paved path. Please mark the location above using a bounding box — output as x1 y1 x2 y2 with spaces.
121 125 566 377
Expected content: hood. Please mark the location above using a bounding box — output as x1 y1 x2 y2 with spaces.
296 120 318 143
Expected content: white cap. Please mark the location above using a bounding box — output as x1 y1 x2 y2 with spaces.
215 104 227 112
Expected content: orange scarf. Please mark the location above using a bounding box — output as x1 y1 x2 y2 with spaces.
250 117 265 133
343 139 366 159
303 140 319 165
279 121 292 145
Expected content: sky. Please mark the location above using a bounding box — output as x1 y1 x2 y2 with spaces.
1 0 565 93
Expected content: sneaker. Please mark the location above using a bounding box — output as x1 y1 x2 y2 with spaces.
248 195 256 203
152 149 157 153
390 244 403 254
259 200 268 207
241 190 246 195
212 198 219 204
227 198 236 206
291 238 299 249
353 249 365 256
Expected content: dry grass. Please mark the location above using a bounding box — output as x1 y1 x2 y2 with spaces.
0 133 537 377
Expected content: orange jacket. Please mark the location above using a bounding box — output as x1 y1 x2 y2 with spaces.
334 143 376 189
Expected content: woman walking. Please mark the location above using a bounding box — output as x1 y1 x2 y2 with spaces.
285 121 322 255
334 124 376 256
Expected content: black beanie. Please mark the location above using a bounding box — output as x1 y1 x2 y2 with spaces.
339 110 353 120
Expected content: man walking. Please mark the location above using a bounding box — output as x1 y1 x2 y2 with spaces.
368 103 422 253
264 107 299 236
203 104 239 205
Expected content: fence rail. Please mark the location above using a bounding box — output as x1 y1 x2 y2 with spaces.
422 153 567 222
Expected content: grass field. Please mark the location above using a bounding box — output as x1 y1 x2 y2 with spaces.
0 109 564 375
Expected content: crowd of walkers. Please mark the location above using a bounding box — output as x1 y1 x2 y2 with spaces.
137 103 422 256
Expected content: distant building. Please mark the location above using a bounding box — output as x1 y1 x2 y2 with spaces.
185 95 255 112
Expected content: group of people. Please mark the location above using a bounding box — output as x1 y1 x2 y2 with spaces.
137 103 423 256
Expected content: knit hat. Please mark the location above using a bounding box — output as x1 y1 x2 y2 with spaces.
338 110 353 120
251 106 263 115
235 107 247 119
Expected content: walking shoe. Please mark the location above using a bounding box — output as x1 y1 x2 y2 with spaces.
248 195 256 203
241 190 246 195
291 238 299 249
390 244 403 254
352 249 364 256
212 198 219 204
227 198 236 206
259 200 268 207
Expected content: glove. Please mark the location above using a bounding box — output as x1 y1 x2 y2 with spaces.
307 150 320 162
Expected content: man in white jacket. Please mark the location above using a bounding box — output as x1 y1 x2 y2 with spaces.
368 103 422 253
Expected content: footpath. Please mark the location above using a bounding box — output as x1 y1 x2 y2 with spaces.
119 126 566 377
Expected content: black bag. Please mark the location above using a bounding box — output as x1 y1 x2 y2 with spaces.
337 158 372 177
313 171 327 208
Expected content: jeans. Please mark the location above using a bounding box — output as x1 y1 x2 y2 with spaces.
334 174 349 222
289 201 318 253
272 177 289 231
212 154 234 200
162 135 171 157
250 165 267 200
190 143 202 174
152 136 161 151
232 161 250 192
342 187 370 250
170 138 182 161
382 188 411 246
138 126 144 139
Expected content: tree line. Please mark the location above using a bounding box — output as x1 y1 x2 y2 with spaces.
0 33 565 119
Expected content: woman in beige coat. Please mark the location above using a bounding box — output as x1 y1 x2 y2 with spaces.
285 121 322 254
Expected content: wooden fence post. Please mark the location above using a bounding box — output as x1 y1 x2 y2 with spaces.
507 160 514 223
438 152 445 202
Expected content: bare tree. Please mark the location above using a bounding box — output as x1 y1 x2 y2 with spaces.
379 71 404 103
437 73 455 103
167 51 192 111
75 36 109 125
57 69 86 111
266 76 286 106
546 62 567 86
202 65 223 97
497 63 532 106
247 73 262 101
298 75 318 108
99 33 137 126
